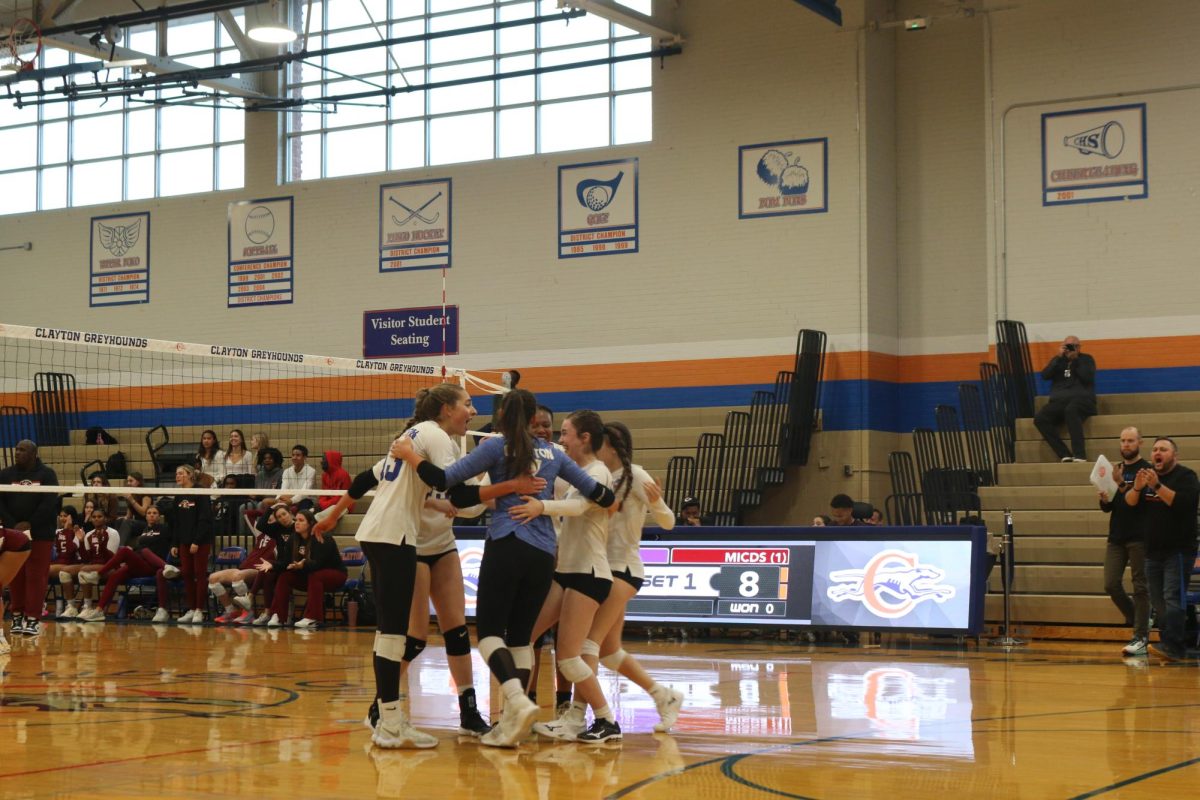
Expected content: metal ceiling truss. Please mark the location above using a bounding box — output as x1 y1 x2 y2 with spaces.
2 5 682 112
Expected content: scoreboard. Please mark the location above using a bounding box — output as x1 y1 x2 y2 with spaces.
627 543 813 625
448 525 987 635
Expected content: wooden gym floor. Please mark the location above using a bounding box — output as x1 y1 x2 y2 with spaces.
0 623 1197 799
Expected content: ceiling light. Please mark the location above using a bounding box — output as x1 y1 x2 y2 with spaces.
247 1 297 44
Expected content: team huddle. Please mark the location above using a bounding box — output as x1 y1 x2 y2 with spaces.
297 384 681 748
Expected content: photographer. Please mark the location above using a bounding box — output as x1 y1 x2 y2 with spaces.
1033 335 1097 462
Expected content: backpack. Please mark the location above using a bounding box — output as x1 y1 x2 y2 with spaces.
86 426 118 445
105 451 128 480
343 587 376 627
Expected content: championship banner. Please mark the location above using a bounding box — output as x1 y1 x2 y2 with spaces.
379 178 452 272
363 305 459 359
1042 103 1147 206
227 196 294 307
89 212 150 307
558 157 638 258
739 138 828 218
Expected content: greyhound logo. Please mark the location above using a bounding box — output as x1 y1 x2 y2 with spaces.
827 550 956 619
97 219 141 257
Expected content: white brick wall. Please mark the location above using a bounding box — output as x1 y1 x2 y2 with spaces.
1 0 1195 368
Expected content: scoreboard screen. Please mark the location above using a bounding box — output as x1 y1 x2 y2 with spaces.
448 525 986 635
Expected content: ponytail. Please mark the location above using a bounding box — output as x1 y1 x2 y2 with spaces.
497 388 538 478
604 421 634 503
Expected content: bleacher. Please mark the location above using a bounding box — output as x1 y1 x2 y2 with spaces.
980 390 1200 628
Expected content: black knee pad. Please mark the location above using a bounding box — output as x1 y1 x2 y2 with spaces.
403 637 427 663
444 625 471 656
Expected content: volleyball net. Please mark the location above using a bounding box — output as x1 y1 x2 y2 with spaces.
0 322 507 482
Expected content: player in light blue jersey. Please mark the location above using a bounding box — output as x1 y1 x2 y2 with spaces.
393 388 616 747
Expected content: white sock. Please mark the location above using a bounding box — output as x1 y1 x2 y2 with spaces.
501 678 525 701
380 700 404 725
594 704 614 723
649 683 669 701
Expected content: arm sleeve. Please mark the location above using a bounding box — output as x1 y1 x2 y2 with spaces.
446 483 483 508
453 476 488 519
556 456 616 508
443 437 504 488
348 464 381 500
541 497 592 517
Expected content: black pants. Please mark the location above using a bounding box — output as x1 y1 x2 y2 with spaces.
362 541 417 636
476 534 555 647
1034 396 1096 459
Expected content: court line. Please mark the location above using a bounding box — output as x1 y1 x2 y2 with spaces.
0 727 351 779
1067 757 1200 799
605 702 1200 799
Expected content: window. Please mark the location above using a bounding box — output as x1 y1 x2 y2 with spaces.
285 0 653 181
0 16 246 216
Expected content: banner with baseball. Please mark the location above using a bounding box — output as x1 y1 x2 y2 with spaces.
558 157 638 259
1041 103 1147 206
379 179 452 272
227 196 294 307
89 212 150 307
738 138 828 219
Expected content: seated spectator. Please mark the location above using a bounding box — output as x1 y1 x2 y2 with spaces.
264 509 346 628
84 474 119 524
79 499 96 533
222 429 254 479
828 494 867 526
68 507 120 618
250 431 271 467
241 447 283 534
677 496 711 526
266 444 318 512
212 474 243 538
118 472 154 546
210 521 279 624
197 429 226 486
867 508 884 525
317 450 351 517
1034 335 1097 463
811 515 832 527
80 505 174 623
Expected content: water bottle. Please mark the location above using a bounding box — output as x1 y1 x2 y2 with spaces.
346 599 359 628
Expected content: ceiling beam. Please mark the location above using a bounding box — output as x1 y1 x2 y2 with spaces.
42 32 264 97
216 9 257 60
38 0 84 28
557 0 683 44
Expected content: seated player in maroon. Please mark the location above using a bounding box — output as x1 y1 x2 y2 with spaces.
266 509 346 628
70 508 120 618
50 507 87 618
1 527 33 653
210 518 278 624
248 504 294 625
81 505 174 622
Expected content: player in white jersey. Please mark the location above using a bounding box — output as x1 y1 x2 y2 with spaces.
512 409 622 743
315 383 542 751
366 409 492 736
591 422 684 731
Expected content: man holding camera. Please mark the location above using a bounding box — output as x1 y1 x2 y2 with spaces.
1033 335 1097 462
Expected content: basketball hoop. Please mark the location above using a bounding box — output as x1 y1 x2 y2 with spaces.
5 17 42 72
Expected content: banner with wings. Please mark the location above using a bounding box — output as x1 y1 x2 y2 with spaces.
90 212 150 307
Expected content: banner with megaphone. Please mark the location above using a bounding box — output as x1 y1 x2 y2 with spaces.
1041 103 1147 206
